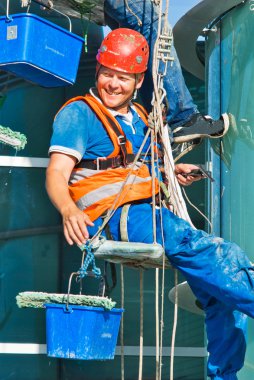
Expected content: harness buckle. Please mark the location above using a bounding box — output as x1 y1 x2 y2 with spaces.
118 135 126 145
96 157 106 170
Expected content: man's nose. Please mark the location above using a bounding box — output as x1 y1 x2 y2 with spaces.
109 76 119 88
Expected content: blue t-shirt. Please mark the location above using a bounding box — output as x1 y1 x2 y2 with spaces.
49 100 149 162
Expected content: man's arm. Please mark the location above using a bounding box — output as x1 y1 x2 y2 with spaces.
46 152 94 246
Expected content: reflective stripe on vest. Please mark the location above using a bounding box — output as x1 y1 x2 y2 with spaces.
56 94 159 221
69 163 158 221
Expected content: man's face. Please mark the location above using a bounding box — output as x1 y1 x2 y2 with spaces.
97 66 144 114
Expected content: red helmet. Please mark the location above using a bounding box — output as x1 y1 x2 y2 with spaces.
96 28 149 74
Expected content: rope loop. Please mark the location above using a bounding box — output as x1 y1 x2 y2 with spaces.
78 242 101 279
148 112 156 131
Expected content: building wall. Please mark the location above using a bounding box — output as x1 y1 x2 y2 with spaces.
207 2 254 378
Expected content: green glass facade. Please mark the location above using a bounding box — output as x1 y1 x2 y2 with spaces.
207 2 254 378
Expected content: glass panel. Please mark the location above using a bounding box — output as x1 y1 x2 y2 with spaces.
207 3 254 379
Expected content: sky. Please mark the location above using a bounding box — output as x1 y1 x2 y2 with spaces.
168 0 201 26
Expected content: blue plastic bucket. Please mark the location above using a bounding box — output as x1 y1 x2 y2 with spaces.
45 303 124 360
0 14 84 87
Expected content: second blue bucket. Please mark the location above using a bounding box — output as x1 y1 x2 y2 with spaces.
45 303 124 360
0 14 84 87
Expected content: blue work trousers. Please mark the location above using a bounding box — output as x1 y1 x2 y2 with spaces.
104 0 198 128
89 203 253 379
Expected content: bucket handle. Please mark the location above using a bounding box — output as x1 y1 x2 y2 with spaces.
21 0 73 33
66 271 80 311
6 0 11 22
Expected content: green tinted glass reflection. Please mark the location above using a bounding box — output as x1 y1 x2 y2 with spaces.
217 3 254 379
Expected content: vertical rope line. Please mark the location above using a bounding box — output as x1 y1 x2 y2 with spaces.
159 256 165 380
170 269 178 380
120 264 125 380
155 268 160 380
151 129 166 380
152 3 163 377
151 127 157 244
164 0 170 33
150 3 167 380
138 269 144 380
158 205 166 380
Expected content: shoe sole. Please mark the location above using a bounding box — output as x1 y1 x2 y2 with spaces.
173 113 230 143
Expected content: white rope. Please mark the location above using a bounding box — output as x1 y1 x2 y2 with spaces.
151 126 157 244
182 187 213 232
159 216 166 380
170 269 178 380
159 125 194 225
20 0 30 6
155 268 160 380
151 3 164 378
138 269 144 380
120 264 125 380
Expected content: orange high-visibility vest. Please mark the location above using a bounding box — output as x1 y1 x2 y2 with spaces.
58 94 159 221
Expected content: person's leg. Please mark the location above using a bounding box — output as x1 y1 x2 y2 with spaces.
104 0 229 142
190 284 247 379
108 203 253 378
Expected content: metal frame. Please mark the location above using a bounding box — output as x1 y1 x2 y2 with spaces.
0 156 49 168
0 343 207 357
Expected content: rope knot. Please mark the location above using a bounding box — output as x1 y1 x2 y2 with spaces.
148 112 156 131
78 242 101 279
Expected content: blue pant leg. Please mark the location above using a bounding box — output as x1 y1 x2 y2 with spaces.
190 284 247 379
166 225 254 318
104 0 197 126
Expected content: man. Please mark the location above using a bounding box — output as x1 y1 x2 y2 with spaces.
47 29 254 380
103 0 229 151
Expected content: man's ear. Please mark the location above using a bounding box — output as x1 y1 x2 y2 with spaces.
135 73 145 89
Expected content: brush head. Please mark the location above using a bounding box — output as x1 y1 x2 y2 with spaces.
0 125 27 150
16 291 116 310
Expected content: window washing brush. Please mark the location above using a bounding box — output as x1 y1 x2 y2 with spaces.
16 291 116 311
0 125 27 150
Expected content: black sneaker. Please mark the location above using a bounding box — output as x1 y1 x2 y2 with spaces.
173 113 229 143
172 138 202 162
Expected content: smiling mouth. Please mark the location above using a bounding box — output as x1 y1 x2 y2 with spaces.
106 90 121 96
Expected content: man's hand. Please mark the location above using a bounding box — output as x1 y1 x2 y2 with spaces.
61 204 94 246
175 163 203 186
